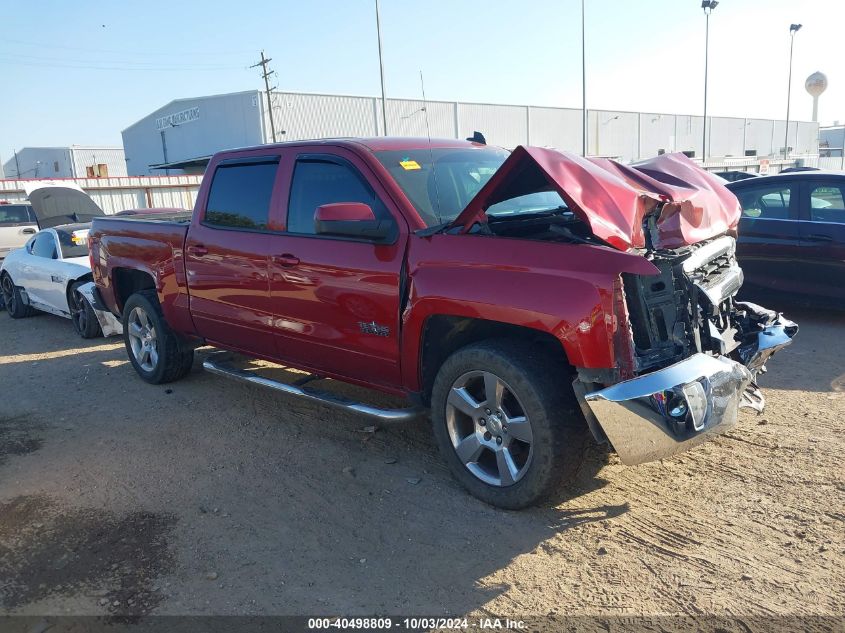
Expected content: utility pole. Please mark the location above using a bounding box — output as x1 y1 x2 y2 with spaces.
14 150 21 178
701 0 718 163
252 51 278 143
375 0 389 136
784 24 802 160
581 0 587 156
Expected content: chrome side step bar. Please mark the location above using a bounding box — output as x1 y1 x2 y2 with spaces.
202 351 426 422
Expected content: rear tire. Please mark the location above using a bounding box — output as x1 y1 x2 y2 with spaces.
69 281 103 339
1 273 36 319
122 289 193 384
431 339 588 510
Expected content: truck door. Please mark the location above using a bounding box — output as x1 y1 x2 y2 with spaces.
183 155 284 352
267 151 406 389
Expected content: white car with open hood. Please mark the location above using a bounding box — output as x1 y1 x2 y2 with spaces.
0 181 122 338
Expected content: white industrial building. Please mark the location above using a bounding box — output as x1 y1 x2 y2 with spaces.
122 89 820 176
2 146 127 179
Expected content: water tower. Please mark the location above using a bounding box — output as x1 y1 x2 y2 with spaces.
805 71 828 122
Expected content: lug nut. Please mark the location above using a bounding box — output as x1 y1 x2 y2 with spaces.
484 432 492 441
496 436 503 445
479 418 486 425
502 425 508 433
485 408 491 415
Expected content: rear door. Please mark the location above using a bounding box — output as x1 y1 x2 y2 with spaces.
0 204 37 258
266 150 407 388
796 179 845 300
183 154 284 353
733 179 804 294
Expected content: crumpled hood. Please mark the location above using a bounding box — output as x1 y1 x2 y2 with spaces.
24 181 104 229
448 146 742 251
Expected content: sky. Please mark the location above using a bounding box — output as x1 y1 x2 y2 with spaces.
0 0 842 164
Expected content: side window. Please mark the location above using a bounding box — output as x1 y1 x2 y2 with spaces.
809 183 845 224
204 158 279 230
735 183 794 220
0 205 33 226
287 159 388 235
30 232 58 259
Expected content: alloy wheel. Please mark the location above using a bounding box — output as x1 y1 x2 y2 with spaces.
127 306 159 372
445 370 534 487
1 276 16 313
69 289 87 333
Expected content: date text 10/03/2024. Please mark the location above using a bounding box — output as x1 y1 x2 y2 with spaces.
307 617 526 630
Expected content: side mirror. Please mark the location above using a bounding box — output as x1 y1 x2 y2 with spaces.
314 202 393 241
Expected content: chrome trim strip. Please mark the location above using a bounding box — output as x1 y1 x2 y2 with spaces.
681 235 736 273
203 351 426 422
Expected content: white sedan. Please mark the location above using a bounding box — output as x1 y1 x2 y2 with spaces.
0 183 121 338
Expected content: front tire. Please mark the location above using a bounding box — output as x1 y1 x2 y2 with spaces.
69 282 103 339
122 289 194 384
1 273 36 319
431 339 587 510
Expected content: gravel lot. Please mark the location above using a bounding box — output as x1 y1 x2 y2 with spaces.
0 304 843 620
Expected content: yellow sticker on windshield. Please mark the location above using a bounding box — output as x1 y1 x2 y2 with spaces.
399 159 421 171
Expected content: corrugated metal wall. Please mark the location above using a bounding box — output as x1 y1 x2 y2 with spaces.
0 175 202 213
70 147 128 178
264 92 818 163
121 90 820 173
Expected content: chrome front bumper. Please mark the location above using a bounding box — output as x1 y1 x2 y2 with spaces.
583 354 752 465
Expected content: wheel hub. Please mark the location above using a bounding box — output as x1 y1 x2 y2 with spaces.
484 412 504 436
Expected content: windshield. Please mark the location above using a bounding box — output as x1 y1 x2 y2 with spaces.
375 148 566 227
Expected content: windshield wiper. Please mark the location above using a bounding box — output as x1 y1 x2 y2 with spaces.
415 221 453 237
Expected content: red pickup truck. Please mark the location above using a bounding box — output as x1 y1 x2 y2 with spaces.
89 137 796 509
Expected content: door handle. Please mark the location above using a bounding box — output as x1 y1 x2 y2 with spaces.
21 228 36 235
187 244 209 256
805 234 834 242
273 254 300 267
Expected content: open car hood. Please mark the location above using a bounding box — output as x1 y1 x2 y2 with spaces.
23 181 105 229
448 147 741 251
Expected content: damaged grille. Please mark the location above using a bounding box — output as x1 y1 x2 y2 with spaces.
623 236 742 373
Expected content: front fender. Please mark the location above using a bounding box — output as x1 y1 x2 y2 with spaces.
401 234 659 392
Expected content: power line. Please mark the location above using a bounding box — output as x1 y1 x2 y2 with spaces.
1 36 252 57
0 56 245 72
251 51 278 143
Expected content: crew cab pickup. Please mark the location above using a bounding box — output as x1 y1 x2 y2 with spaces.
89 138 796 509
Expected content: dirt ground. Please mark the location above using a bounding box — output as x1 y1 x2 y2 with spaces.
0 304 843 620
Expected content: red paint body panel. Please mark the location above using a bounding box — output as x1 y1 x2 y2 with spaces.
452 146 741 250
90 138 701 400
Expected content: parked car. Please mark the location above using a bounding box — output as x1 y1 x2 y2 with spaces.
89 139 796 509
0 201 38 260
714 170 759 182
728 171 845 301
115 207 189 216
0 182 121 337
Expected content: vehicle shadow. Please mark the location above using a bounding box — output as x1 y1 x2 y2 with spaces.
0 317 633 617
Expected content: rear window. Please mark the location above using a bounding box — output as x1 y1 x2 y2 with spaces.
204 158 279 230
0 204 35 226
55 229 90 259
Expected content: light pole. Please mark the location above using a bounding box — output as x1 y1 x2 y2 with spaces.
375 0 389 136
784 23 802 159
581 0 587 156
701 0 718 163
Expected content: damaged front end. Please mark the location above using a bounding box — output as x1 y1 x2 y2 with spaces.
580 234 797 465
